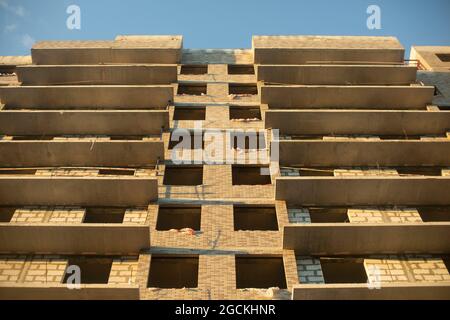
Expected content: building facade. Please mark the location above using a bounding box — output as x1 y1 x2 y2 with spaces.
0 35 449 299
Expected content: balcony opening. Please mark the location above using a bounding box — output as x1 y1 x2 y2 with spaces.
228 64 255 75
418 207 450 222
436 54 450 62
156 206 201 231
148 256 199 288
230 132 266 150
110 136 144 140
396 167 443 176
0 169 37 175
0 207 16 222
0 65 16 74
379 135 422 140
444 258 450 273
180 65 208 75
295 167 334 177
163 166 203 186
308 207 349 223
233 206 278 231
83 208 125 224
173 106 206 121
320 258 367 284
229 84 258 95
177 84 207 96
168 131 204 149
289 135 324 140
11 136 54 140
235 256 287 289
232 166 271 185
98 169 135 176
229 106 261 120
63 257 113 284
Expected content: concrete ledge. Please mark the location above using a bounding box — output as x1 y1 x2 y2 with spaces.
292 282 450 300
17 65 177 85
283 223 450 254
0 283 139 300
0 177 157 206
275 176 450 206
261 85 434 109
0 224 150 255
0 85 173 109
0 110 169 135
252 36 404 64
265 109 450 135
0 141 164 167
32 36 182 65
277 140 450 166
257 65 416 85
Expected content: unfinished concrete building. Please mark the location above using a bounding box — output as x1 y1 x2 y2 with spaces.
0 35 449 300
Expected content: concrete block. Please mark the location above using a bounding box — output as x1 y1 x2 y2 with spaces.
253 36 404 64
257 65 416 85
0 110 169 136
0 85 173 109
17 65 177 85
265 110 450 135
261 85 434 109
0 177 158 206
275 176 450 206
0 141 164 167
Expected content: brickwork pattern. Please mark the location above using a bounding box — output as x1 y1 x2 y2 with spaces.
24 256 67 284
141 252 295 300
334 168 399 176
0 254 140 286
348 208 423 223
296 256 325 284
0 255 27 282
4 206 151 225
108 257 139 285
365 255 450 284
288 208 311 223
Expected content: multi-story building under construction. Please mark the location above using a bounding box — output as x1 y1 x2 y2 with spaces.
0 35 449 300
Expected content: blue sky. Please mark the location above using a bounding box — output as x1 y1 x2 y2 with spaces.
0 0 449 56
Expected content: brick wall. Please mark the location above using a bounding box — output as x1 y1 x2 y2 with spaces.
108 257 139 285
364 255 450 284
296 256 325 284
0 254 140 285
348 208 422 223
288 208 311 223
334 168 398 176
10 207 86 224
24 256 67 284
0 255 27 282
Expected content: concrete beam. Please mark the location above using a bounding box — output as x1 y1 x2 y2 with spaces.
275 177 450 206
277 140 450 166
261 85 434 109
0 177 157 206
0 85 173 109
17 65 177 85
283 223 450 254
252 36 404 64
32 36 182 65
0 224 150 255
292 283 450 300
0 141 164 167
265 109 450 135
0 110 169 135
0 283 139 300
257 65 417 85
